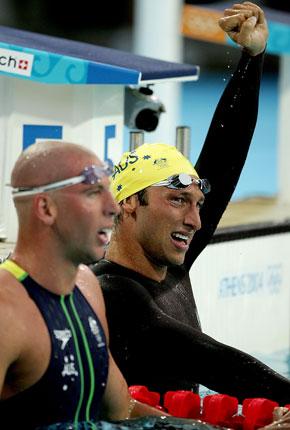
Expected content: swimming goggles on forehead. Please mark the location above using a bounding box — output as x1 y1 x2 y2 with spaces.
11 161 114 198
152 173 211 194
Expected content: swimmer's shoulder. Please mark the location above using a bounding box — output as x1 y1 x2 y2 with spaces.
93 259 149 289
0 261 30 305
76 264 108 331
76 263 104 301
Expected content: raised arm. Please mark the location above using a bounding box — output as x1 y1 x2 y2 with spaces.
184 2 268 270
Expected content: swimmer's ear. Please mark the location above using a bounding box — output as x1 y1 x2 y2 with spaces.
33 194 57 225
122 194 139 214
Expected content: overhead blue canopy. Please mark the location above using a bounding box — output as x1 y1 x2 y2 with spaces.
0 25 199 85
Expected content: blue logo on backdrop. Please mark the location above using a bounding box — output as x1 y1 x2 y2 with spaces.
104 125 116 161
22 123 118 160
218 264 283 298
23 124 63 150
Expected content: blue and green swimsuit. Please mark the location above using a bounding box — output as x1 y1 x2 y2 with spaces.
0 260 109 429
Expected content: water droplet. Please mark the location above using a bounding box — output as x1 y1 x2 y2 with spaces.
63 384 68 391
220 123 224 128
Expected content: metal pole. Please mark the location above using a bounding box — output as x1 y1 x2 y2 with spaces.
176 126 191 158
129 130 144 151
133 0 183 145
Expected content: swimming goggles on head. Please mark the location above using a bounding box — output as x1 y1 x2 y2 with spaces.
11 160 114 198
152 173 211 194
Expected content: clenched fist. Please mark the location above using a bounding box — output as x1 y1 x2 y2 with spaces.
218 2 269 56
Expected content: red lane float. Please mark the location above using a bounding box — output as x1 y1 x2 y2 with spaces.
129 385 285 429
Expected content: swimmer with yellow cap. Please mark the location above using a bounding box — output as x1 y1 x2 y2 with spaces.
111 143 210 203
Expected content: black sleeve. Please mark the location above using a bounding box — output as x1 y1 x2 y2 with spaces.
184 51 264 270
100 275 290 405
147 316 290 405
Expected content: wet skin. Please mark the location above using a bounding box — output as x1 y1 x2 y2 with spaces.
134 183 205 268
51 159 119 266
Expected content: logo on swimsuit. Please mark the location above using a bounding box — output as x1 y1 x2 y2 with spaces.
61 355 79 378
53 328 72 350
88 316 105 348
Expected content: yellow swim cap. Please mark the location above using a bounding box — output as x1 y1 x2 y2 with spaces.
111 143 199 202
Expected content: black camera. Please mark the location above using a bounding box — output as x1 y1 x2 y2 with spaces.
124 86 165 132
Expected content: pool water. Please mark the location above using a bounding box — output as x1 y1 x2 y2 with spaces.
38 416 222 430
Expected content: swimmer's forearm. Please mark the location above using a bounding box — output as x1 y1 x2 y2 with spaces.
129 399 169 419
184 49 264 269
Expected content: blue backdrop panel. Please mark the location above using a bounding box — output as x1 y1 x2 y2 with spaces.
23 124 63 149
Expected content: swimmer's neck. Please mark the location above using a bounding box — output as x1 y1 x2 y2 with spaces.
11 240 78 295
106 232 167 283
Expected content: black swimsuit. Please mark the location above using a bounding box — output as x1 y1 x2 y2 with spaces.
94 51 290 404
0 260 108 429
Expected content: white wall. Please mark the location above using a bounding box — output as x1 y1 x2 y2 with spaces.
278 55 290 205
0 76 124 242
190 232 290 359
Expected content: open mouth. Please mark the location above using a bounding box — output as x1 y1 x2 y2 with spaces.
171 232 190 248
97 228 112 246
